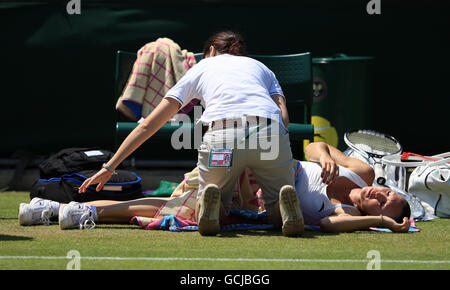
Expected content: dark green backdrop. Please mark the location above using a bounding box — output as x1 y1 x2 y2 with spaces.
0 0 446 158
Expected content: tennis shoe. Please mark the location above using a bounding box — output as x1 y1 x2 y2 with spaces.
18 197 54 226
279 185 304 237
59 201 96 230
197 184 221 236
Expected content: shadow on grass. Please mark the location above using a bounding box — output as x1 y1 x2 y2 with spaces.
218 229 338 238
95 224 145 230
0 234 33 241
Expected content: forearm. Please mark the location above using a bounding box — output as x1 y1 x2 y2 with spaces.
305 142 374 183
305 142 331 163
305 142 352 167
319 215 383 233
107 124 156 169
107 98 180 169
279 103 289 129
271 94 289 128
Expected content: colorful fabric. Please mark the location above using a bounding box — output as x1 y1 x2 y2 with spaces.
131 215 198 232
131 209 274 232
116 38 198 121
149 167 265 223
132 167 268 231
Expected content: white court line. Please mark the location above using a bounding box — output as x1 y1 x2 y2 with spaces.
0 256 449 264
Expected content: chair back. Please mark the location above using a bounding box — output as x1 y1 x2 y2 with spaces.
251 53 312 124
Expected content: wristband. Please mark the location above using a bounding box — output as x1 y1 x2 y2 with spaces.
102 163 116 174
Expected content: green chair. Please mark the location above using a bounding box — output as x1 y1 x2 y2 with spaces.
250 53 314 159
114 50 313 166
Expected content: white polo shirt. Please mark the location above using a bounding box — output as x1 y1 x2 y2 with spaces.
164 54 285 127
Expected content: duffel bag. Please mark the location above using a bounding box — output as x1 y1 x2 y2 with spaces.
30 169 143 203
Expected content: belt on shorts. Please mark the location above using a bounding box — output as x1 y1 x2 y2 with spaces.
212 116 270 128
202 116 272 135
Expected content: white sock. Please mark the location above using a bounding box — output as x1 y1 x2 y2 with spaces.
50 201 60 216
87 205 98 221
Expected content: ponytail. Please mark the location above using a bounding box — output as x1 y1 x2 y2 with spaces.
202 31 247 58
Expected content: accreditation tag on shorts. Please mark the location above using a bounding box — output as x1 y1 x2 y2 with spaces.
208 149 233 168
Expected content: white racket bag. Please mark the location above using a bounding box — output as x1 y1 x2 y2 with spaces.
408 156 450 218
381 153 450 219
344 147 439 221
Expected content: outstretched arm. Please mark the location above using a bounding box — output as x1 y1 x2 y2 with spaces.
305 142 374 185
319 213 410 233
105 98 181 170
78 98 181 193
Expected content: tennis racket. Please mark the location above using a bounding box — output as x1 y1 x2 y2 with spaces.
344 129 402 185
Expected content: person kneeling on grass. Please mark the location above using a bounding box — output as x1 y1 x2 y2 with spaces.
18 142 411 233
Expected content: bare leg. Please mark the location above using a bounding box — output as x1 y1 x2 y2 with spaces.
84 197 171 223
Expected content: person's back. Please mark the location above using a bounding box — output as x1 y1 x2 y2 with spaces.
166 53 285 126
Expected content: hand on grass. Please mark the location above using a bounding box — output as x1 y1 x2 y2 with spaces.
78 168 113 193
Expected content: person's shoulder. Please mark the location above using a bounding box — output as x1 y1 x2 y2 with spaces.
194 54 232 70
244 56 276 76
242 55 268 67
182 57 209 77
334 205 361 217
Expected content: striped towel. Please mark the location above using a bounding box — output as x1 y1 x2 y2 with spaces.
116 38 198 121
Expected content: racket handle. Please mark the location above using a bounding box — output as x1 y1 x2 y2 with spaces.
374 163 386 185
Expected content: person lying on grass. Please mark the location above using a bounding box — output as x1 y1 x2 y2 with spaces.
301 141 410 233
18 142 411 233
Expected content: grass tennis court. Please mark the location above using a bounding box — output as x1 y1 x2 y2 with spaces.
1 192 449 270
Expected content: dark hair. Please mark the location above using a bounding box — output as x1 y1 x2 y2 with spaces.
202 31 248 58
394 199 411 224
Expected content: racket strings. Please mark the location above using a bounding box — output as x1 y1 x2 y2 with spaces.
348 132 400 154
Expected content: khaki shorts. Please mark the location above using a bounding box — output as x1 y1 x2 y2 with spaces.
197 117 294 215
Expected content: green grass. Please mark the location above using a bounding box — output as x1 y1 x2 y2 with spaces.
1 192 449 270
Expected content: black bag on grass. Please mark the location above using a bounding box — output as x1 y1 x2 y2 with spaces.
30 170 143 203
38 148 117 179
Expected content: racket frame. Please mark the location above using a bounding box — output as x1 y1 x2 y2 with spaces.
344 130 402 185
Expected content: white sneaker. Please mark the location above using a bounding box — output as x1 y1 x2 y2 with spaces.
59 201 96 230
18 198 55 226
197 184 221 236
279 185 304 237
